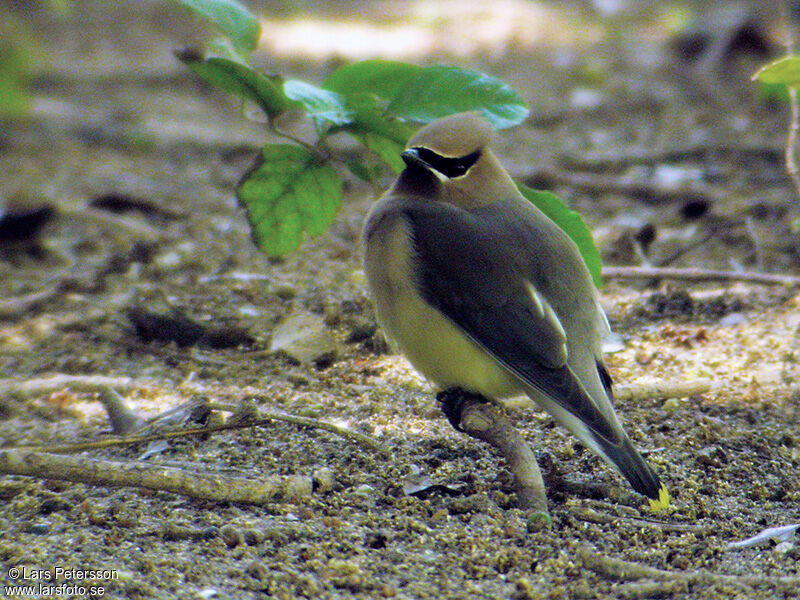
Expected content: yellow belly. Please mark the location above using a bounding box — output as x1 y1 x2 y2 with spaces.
364 211 521 398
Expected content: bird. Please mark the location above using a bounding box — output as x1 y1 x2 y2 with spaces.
361 111 670 512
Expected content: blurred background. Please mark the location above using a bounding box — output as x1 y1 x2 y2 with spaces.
1 0 797 277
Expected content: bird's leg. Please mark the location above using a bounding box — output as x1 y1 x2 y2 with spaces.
436 388 550 519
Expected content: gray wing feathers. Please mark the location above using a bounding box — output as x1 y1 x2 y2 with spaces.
400 197 623 445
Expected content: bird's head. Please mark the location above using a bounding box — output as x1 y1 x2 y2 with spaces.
394 112 518 208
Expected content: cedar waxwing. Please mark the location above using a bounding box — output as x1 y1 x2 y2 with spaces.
362 112 670 511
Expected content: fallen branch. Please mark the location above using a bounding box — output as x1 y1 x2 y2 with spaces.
0 374 140 398
578 547 800 592
602 265 800 286
211 401 390 457
524 169 725 205
11 401 389 458
0 449 312 505
558 143 782 173
613 379 713 402
504 379 712 411
437 390 548 517
0 285 62 319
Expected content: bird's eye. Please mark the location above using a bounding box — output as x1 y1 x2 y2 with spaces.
413 147 481 178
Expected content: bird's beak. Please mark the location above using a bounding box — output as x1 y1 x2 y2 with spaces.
401 148 428 170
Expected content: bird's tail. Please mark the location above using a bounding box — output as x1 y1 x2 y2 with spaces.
596 434 670 512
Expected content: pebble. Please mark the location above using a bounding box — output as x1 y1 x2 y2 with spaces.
283 475 314 502
270 312 340 365
243 528 265 546
220 524 244 548
24 522 49 535
312 467 335 493
774 541 795 554
245 560 269 580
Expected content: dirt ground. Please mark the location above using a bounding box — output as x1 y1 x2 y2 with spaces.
1 1 800 598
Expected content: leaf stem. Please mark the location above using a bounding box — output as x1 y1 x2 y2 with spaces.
267 121 325 158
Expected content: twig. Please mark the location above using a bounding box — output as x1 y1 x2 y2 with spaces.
504 379 712 411
781 1 800 200
438 391 548 516
0 285 62 319
602 265 800 286
0 449 313 505
11 402 389 458
59 204 162 239
210 402 390 457
613 379 713 402
614 580 689 599
558 143 782 173
524 169 725 205
0 374 140 398
578 547 800 592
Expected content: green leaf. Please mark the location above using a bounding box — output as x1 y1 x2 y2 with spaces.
516 184 603 288
237 144 343 255
283 80 352 127
324 60 423 102
345 159 383 183
387 65 528 129
355 131 406 174
753 55 800 87
177 0 261 54
175 48 291 118
338 92 416 145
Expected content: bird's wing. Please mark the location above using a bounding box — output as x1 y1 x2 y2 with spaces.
402 199 622 445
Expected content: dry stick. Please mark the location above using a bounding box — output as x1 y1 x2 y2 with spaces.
11 409 389 458
0 448 312 505
781 1 800 199
578 547 800 593
558 143 782 172
456 398 548 515
0 286 62 319
0 374 140 398
210 403 390 457
602 265 800 287
612 379 713 403
504 379 713 412
525 169 726 205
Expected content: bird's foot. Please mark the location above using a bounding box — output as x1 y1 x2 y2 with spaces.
436 387 488 432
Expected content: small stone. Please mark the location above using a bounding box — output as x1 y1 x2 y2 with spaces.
352 484 375 498
153 250 183 272
24 522 49 535
270 312 340 366
346 318 377 343
312 467 335 493
273 282 298 300
243 528 265 546
283 475 313 502
220 524 244 548
245 560 269 581
774 541 795 555
663 397 681 412
526 512 552 532
447 493 495 515
512 577 535 600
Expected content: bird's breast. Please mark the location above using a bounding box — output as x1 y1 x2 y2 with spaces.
363 211 521 398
